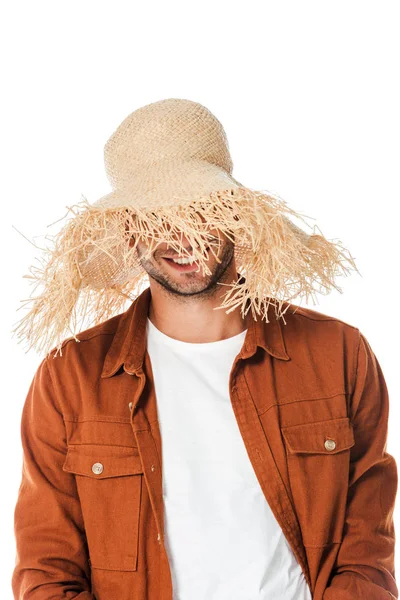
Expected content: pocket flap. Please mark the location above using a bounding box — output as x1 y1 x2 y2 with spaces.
63 445 144 478
281 417 355 455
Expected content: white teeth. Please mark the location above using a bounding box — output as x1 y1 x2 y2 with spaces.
166 246 209 265
172 257 195 265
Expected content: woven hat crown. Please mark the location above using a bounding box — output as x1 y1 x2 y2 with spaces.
104 98 234 190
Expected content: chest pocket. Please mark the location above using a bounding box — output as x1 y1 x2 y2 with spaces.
280 417 355 547
63 444 144 571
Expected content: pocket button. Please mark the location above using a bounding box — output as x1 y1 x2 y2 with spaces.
324 439 336 451
92 462 104 474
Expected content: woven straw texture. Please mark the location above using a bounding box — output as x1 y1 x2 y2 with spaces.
12 98 360 357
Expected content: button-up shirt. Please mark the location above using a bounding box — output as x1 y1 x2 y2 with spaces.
12 284 398 599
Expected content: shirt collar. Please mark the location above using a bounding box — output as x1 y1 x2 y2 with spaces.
101 277 290 378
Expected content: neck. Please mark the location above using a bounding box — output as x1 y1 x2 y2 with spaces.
147 273 250 344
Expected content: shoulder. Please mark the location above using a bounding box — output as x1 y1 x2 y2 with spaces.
280 299 361 350
281 298 354 325
282 299 358 328
44 311 126 381
50 312 123 355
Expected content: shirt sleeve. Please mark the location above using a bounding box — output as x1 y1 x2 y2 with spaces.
12 356 95 599
323 330 398 599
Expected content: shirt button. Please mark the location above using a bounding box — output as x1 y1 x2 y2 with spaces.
324 439 336 451
92 462 104 474
128 402 133 411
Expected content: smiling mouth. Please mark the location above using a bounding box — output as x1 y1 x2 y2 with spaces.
162 245 210 263
160 245 211 271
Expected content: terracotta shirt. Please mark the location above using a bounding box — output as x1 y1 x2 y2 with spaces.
12 284 398 600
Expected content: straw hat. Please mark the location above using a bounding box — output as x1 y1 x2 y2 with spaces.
12 98 359 357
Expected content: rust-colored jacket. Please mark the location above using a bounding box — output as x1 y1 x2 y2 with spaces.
12 285 398 599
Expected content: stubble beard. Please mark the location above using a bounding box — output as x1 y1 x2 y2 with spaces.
136 241 236 301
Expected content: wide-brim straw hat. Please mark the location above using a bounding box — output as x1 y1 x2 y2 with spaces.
12 98 359 357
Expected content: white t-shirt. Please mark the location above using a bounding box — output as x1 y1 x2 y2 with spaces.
146 317 312 600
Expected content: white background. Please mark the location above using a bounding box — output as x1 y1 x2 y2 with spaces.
2 0 399 596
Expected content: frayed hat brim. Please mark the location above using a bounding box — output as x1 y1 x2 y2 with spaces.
11 184 359 358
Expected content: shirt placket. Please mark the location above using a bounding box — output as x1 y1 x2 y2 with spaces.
125 364 174 600
229 355 312 592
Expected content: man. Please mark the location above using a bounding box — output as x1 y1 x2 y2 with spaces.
12 98 398 599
